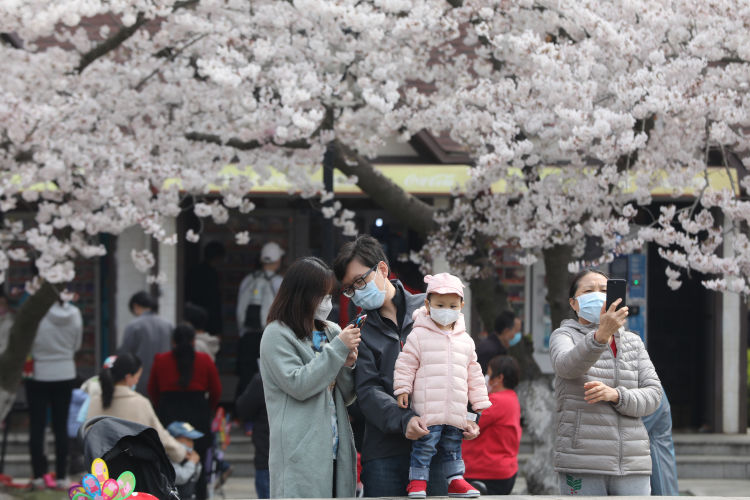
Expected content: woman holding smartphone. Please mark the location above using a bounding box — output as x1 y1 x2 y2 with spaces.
259 257 361 498
549 269 661 496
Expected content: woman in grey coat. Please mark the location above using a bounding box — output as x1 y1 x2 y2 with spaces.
259 257 361 498
549 269 661 496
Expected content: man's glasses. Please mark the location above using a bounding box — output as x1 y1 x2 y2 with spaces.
341 265 377 298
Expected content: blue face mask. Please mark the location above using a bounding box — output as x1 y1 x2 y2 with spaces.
576 291 606 324
352 273 386 310
508 331 522 347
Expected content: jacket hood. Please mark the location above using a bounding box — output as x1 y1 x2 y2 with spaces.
44 302 80 326
412 306 466 336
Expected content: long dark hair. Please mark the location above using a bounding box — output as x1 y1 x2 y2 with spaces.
100 353 142 409
172 323 196 388
267 257 335 340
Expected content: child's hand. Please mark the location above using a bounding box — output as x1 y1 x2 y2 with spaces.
397 393 409 408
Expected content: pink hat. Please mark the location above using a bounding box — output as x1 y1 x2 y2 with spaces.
424 273 465 298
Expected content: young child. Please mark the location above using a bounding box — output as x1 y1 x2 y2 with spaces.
394 273 491 499
167 421 203 500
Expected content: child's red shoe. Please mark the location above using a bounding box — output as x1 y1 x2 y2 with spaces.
407 479 427 498
448 478 480 498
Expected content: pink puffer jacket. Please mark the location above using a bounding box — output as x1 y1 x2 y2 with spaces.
393 307 490 429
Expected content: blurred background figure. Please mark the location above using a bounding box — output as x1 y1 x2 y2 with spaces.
167 421 203 500
476 310 522 374
235 372 270 499
463 355 522 495
184 302 220 362
148 323 222 500
186 241 227 336
235 241 284 397
118 291 172 395
26 297 82 490
642 386 679 496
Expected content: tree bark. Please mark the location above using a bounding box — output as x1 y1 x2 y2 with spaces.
0 281 59 421
329 140 437 237
543 244 574 330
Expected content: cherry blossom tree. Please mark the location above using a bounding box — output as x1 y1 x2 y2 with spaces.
2 0 750 489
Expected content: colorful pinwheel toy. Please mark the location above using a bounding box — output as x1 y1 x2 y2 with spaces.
68 458 158 500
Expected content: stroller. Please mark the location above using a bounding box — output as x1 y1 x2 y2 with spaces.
80 416 180 499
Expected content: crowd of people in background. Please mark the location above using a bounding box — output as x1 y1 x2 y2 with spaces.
2 235 682 498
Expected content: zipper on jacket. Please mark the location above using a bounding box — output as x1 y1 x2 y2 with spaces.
612 340 623 475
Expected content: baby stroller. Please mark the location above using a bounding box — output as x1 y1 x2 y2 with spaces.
79 416 180 499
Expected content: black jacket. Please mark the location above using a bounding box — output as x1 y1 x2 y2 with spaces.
354 280 425 462
235 372 269 470
476 334 508 374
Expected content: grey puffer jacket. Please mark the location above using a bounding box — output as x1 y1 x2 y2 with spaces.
549 319 661 476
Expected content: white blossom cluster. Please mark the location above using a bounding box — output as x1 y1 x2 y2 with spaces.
415 1 750 296
1 1 749 295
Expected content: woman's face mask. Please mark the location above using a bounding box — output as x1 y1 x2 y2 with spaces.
576 291 606 324
315 295 333 321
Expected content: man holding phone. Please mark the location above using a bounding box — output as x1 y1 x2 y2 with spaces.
334 236 481 497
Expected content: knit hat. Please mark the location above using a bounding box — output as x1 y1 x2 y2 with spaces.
424 273 465 298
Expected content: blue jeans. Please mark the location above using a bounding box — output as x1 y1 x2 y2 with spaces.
362 454 447 497
255 469 269 499
410 425 464 481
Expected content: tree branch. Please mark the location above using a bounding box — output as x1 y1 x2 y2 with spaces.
76 13 148 74
185 131 311 151
329 139 437 236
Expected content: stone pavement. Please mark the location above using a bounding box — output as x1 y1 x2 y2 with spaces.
217 475 750 499
2 477 750 498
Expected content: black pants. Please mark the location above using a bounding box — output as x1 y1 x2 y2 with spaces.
466 474 517 495
25 379 74 479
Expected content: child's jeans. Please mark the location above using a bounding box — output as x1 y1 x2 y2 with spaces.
409 425 464 481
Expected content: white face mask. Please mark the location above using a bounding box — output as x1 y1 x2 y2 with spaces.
315 295 333 321
430 307 460 326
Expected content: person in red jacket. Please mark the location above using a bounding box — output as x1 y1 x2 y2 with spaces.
462 355 522 495
148 323 222 499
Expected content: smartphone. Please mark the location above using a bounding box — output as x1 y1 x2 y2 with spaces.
354 314 368 328
606 279 627 310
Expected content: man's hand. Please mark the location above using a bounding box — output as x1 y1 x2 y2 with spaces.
405 416 429 440
583 381 619 404
397 393 409 408
463 421 480 440
344 348 358 367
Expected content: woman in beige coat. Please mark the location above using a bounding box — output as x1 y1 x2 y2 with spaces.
549 269 661 496
86 353 190 464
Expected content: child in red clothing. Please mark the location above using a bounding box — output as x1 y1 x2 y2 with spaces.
462 355 522 495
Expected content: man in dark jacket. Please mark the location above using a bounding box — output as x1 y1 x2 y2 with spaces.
476 310 522 373
334 235 479 497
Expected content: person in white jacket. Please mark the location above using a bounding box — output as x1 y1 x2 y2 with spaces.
27 300 82 490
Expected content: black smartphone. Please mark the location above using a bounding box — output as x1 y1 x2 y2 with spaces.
606 279 627 310
354 314 368 328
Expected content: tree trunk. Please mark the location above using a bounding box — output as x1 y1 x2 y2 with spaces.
0 281 59 421
329 140 437 237
543 244 574 330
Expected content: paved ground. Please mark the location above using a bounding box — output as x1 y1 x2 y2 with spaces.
3 476 750 498
216 475 750 499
